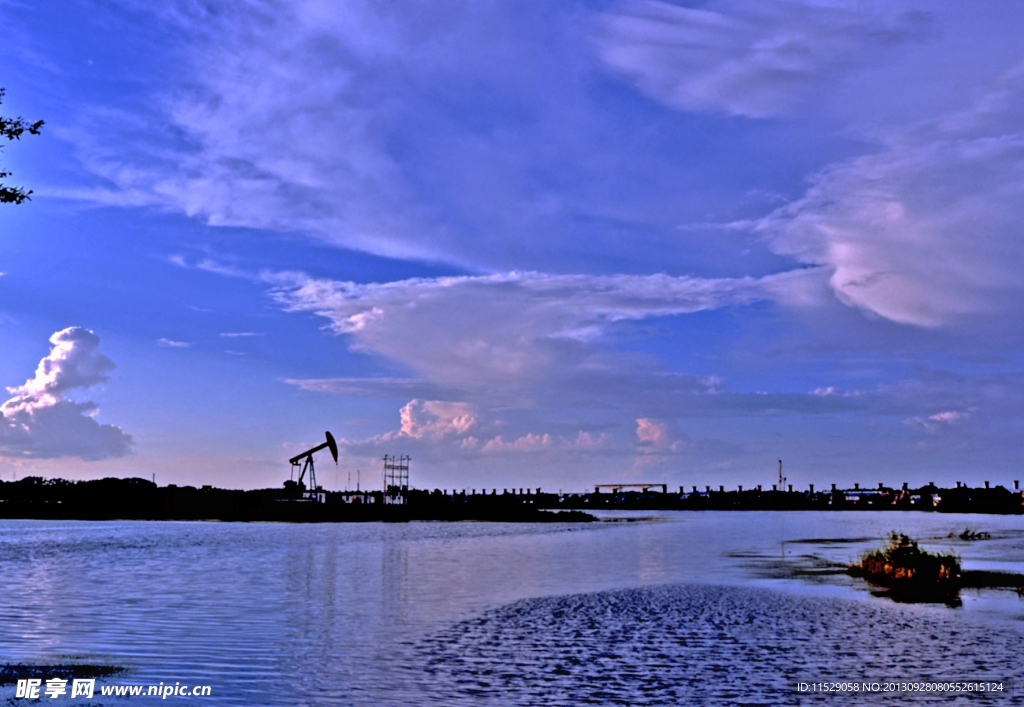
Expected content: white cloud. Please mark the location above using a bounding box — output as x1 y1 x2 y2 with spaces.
636 417 669 447
64 0 858 277
283 377 457 400
63 0 597 267
10 327 114 398
273 268 821 389
595 0 930 118
58 2 418 255
570 431 608 450
482 433 554 453
477 431 609 453
158 338 191 348
635 417 687 455
0 328 133 460
330 398 611 467
272 267 896 431
336 398 479 451
398 399 477 439
904 410 966 434
757 68 1024 327
220 332 262 338
630 417 684 475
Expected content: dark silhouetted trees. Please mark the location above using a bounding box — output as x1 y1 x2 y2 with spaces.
0 88 44 204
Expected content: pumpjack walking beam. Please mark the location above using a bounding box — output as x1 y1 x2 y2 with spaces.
289 431 339 500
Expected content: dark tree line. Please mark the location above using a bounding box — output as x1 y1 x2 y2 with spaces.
0 88 44 204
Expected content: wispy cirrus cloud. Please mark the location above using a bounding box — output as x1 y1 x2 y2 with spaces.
595 0 931 118
62 0 608 268
284 377 459 401
59 0 867 281
47 0 1024 339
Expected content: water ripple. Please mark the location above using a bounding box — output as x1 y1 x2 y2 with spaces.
413 584 1023 705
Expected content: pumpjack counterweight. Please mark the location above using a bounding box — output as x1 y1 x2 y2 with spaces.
288 431 338 502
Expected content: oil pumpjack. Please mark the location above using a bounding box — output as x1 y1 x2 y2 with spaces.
288 431 338 502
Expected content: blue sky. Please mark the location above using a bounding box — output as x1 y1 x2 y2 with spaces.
2 0 1023 492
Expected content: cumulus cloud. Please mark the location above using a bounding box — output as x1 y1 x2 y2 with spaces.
595 0 930 118
636 417 673 449
337 398 479 450
8 328 113 398
331 398 610 466
904 410 966 434
0 328 133 460
629 417 686 475
398 399 477 439
633 417 688 465
481 431 607 453
482 433 554 453
757 68 1024 327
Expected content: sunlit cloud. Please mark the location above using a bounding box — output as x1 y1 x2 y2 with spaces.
0 328 133 460
272 268 823 390
480 431 607 453
636 417 680 451
328 399 612 470
9 0 1024 487
398 400 477 439
904 410 967 434
757 67 1024 328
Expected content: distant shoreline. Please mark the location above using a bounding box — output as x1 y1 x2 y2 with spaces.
1 476 1021 522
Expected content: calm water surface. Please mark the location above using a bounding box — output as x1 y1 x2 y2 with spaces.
1 512 1022 705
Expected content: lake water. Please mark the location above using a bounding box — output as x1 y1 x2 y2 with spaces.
1 511 1022 705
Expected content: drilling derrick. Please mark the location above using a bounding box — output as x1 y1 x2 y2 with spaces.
382 455 410 505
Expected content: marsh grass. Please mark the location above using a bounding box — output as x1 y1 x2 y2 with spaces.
949 527 991 540
848 532 961 605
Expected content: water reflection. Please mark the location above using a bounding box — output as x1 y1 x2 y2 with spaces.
0 514 1021 705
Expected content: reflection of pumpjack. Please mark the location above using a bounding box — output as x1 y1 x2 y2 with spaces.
288 431 338 502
